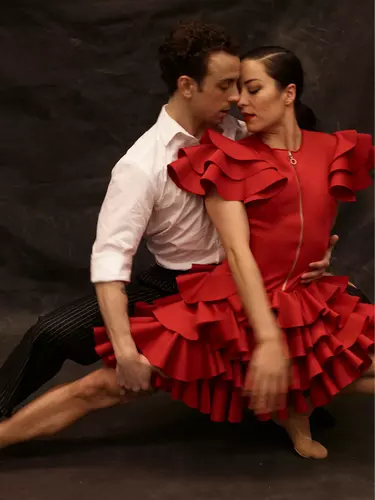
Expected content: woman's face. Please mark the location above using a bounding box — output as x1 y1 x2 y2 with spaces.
238 59 295 134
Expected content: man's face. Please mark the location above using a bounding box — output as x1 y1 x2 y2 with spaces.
190 51 240 127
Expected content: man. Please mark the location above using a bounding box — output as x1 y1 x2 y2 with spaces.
0 22 335 442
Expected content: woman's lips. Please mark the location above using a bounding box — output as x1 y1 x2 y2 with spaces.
242 113 256 122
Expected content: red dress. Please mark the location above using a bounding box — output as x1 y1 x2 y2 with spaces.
94 129 374 422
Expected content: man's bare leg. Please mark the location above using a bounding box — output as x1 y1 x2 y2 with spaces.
0 355 372 450
0 368 140 449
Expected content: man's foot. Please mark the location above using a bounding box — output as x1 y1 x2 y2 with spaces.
277 415 328 459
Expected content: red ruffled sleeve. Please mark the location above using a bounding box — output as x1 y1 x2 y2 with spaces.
168 129 287 203
329 130 374 202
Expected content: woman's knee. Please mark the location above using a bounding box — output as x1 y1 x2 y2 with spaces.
351 378 375 394
363 354 375 377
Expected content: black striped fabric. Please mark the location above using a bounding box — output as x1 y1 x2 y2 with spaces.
346 284 371 304
0 265 184 417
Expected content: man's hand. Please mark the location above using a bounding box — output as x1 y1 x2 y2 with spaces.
244 336 289 415
116 350 153 393
301 234 339 284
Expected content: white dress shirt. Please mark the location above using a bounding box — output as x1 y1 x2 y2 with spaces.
91 106 247 283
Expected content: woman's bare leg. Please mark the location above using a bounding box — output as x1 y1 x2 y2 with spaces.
284 353 374 458
279 414 328 459
344 354 375 394
276 353 375 459
350 378 375 393
0 368 143 449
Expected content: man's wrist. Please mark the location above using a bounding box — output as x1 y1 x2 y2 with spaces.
112 332 137 358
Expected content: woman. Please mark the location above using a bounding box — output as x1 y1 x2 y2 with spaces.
0 47 373 458
98 46 373 458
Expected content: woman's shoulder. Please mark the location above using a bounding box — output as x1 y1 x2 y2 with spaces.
302 129 337 149
168 128 287 203
303 129 373 150
308 129 374 202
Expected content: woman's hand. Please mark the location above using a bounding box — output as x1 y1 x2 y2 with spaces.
244 336 289 415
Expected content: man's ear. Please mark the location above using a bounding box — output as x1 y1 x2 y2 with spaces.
177 75 196 98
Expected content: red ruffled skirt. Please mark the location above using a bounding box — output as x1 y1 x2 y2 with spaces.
94 266 374 422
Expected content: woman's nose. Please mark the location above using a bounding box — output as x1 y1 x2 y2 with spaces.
237 93 248 109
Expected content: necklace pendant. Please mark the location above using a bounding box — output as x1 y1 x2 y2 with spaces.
288 151 297 165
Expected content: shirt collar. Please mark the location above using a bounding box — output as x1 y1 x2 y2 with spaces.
157 105 198 146
156 104 247 145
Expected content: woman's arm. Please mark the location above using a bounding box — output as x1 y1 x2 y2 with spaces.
205 191 289 414
205 194 278 340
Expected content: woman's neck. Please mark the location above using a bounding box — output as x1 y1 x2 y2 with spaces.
259 114 302 151
166 96 206 138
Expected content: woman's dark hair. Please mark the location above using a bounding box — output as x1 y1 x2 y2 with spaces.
241 46 317 131
158 21 239 95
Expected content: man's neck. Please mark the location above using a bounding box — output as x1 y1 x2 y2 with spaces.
165 96 207 138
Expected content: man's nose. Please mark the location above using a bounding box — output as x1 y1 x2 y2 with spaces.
228 87 240 103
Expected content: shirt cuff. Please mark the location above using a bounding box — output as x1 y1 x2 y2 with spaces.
90 251 132 283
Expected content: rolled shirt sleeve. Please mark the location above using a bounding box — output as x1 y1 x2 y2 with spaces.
90 160 157 283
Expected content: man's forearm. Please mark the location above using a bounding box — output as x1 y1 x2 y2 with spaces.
95 282 136 358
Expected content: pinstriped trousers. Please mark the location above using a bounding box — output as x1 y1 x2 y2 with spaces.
0 265 185 418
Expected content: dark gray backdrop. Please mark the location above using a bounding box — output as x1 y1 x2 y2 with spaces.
0 0 373 320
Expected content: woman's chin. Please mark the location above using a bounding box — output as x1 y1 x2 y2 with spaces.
245 122 260 134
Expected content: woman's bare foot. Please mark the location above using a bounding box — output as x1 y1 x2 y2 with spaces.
277 415 328 459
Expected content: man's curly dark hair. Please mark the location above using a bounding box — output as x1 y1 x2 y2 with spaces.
158 21 239 95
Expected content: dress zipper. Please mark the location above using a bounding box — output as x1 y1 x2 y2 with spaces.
281 152 304 292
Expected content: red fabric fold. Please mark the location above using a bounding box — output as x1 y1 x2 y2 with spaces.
328 130 374 201
167 128 288 203
169 128 374 205
94 274 374 423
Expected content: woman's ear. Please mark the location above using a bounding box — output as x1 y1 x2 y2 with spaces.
284 83 297 106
